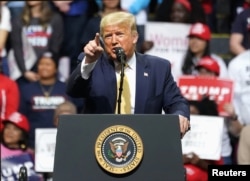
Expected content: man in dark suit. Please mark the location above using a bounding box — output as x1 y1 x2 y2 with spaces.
66 11 190 137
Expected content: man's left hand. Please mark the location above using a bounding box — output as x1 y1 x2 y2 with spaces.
179 115 190 138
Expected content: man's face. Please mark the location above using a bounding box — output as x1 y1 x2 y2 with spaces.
102 23 138 61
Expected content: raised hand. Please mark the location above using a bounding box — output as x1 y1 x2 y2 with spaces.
84 33 104 64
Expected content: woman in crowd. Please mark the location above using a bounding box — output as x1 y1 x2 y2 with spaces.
1 112 33 159
181 22 228 79
10 1 63 86
18 51 73 149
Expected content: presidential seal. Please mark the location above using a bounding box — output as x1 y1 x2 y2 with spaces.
95 125 143 174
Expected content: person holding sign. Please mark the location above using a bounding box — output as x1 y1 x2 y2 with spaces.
1 112 43 181
179 55 233 171
183 97 225 181
190 56 233 165
66 11 190 137
195 56 220 77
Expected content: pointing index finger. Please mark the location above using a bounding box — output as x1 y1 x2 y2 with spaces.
95 33 100 46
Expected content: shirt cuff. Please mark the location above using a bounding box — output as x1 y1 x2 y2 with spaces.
80 57 97 79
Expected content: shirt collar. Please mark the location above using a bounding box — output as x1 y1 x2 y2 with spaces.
127 52 136 70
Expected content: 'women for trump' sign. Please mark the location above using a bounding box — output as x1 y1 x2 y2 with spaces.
145 22 191 81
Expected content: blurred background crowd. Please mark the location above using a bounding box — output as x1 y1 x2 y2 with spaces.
0 0 250 181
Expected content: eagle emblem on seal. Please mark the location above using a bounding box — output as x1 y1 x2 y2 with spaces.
108 137 131 162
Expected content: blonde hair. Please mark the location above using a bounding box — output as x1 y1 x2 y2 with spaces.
100 11 138 37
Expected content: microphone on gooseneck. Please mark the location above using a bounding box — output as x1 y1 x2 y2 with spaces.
114 47 127 114
115 47 126 65
18 166 28 181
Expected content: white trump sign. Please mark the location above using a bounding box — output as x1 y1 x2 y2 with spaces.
145 22 191 81
181 115 224 160
35 128 57 172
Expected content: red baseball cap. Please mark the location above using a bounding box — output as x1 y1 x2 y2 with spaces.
175 0 192 12
188 23 211 41
195 56 220 76
2 112 30 132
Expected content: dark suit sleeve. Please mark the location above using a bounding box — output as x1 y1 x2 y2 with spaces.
66 62 89 98
162 61 190 119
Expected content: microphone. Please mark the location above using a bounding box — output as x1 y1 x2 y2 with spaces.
115 47 126 64
18 166 27 181
115 47 127 114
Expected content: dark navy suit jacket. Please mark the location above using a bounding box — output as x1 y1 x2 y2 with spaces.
66 52 190 119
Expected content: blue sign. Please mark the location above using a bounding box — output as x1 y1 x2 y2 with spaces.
1 153 43 181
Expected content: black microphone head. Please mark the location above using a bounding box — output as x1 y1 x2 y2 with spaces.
19 166 28 181
114 47 126 63
114 47 124 55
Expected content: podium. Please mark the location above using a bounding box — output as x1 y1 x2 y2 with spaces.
53 114 185 181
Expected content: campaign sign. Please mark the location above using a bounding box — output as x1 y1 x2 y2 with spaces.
35 128 57 172
181 115 224 160
178 76 234 116
1 153 43 181
145 22 191 81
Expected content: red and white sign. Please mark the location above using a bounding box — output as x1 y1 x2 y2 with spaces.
178 76 234 116
145 22 191 81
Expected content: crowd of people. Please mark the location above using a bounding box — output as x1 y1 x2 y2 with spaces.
0 0 250 181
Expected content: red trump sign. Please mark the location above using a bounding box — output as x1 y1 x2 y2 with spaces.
178 76 234 116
